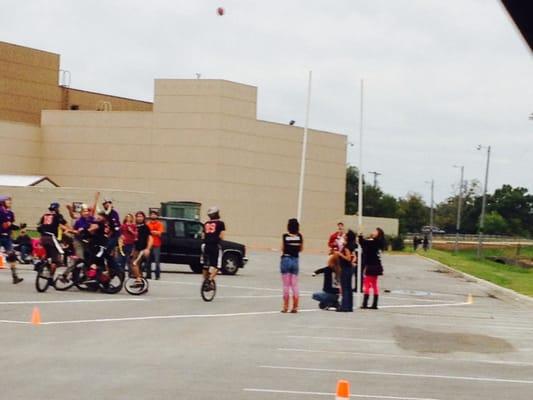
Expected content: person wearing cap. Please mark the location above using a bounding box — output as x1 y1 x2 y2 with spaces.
146 210 164 280
102 198 121 256
73 204 95 260
0 195 23 284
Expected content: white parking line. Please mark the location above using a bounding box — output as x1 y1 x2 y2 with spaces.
0 309 319 325
287 335 395 344
0 298 145 305
243 388 440 400
156 280 313 294
277 348 533 367
259 365 533 385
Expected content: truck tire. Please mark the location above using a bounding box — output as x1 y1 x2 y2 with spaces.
221 253 240 275
189 264 203 274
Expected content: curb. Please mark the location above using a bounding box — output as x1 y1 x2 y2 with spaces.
416 254 533 306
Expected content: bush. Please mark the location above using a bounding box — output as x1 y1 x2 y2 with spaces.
390 235 405 251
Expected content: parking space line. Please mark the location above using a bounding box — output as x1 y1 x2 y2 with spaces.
155 280 313 294
259 365 533 385
277 348 533 367
0 298 145 305
243 388 440 400
0 309 319 325
287 335 395 344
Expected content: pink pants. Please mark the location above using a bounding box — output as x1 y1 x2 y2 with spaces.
363 275 379 295
281 273 299 300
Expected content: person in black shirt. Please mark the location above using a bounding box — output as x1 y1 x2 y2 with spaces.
130 211 153 285
202 206 226 283
280 218 303 313
37 202 73 270
359 228 386 310
337 230 357 312
312 266 340 310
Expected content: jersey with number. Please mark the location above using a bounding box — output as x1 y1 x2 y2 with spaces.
38 212 66 236
203 220 225 246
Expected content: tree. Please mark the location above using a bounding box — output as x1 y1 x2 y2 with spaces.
398 193 427 233
483 211 509 235
345 165 359 215
488 185 533 237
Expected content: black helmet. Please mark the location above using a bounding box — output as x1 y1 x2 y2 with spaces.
49 202 60 211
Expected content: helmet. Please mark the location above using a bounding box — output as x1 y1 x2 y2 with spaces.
207 206 220 218
102 197 112 204
49 202 60 211
0 195 10 206
80 203 89 211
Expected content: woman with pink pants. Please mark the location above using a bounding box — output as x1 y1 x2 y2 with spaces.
280 218 303 313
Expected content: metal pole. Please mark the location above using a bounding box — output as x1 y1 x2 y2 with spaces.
296 71 312 222
356 79 364 308
454 166 464 255
477 146 491 258
429 179 434 250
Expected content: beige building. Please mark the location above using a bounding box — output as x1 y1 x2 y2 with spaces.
0 41 398 250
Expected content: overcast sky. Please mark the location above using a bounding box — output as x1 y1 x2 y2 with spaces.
1 0 531 203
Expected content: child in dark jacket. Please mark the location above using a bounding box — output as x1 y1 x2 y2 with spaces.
14 225 32 261
312 266 340 310
359 228 386 310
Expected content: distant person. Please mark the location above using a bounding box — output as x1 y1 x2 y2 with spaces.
359 228 386 310
0 195 23 284
102 198 120 255
146 210 164 280
202 207 226 288
337 230 357 312
130 211 153 287
280 218 303 313
413 235 419 251
73 204 94 260
119 213 137 272
423 235 429 252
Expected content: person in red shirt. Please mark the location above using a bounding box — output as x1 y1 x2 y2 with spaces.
326 222 346 285
146 210 164 280
119 213 137 272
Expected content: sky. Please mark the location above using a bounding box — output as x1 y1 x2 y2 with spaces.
1 0 531 204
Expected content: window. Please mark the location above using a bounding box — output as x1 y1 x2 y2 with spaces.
173 221 185 238
185 222 203 239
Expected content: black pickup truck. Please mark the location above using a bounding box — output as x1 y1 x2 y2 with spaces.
158 217 248 275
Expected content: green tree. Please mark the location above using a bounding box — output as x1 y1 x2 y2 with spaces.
398 193 427 233
345 165 359 214
488 185 533 237
483 211 509 235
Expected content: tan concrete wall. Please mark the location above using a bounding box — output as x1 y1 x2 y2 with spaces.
0 186 155 229
0 120 41 174
39 79 347 249
63 88 152 112
0 41 62 124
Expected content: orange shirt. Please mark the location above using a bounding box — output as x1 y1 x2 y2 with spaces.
146 220 164 248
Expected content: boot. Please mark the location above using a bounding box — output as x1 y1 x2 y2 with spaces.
360 294 369 309
290 296 299 313
281 296 289 313
11 266 23 285
371 295 379 309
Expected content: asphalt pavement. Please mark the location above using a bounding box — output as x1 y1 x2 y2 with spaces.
1 251 532 400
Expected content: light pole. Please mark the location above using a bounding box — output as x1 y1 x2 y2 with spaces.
368 171 381 188
453 165 464 255
296 71 312 222
425 179 435 250
356 79 364 308
477 145 491 258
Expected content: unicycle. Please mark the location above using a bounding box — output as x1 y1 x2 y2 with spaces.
124 277 149 295
201 277 216 302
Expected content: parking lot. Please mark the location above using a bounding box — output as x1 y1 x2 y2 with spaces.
1 251 532 400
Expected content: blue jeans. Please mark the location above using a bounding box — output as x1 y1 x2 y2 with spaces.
0 236 13 252
150 247 161 278
119 243 134 271
312 291 339 308
280 255 299 275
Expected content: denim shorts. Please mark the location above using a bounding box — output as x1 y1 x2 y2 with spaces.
0 236 13 252
280 255 299 275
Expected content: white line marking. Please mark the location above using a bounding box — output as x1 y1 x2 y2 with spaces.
380 301 471 309
287 335 395 344
0 309 318 326
277 348 533 367
0 298 145 305
289 324 366 331
259 365 533 385
243 388 440 400
156 280 312 294
384 296 450 303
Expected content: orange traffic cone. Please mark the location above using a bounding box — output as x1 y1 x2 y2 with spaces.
31 307 41 325
336 380 350 400
0 254 5 269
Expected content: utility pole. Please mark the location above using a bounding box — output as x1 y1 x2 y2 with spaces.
296 71 312 222
425 179 435 250
453 165 464 255
368 171 381 188
477 145 491 258
356 79 364 308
